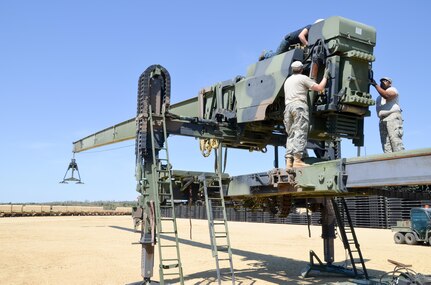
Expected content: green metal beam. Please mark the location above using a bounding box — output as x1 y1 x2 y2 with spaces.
73 118 135 153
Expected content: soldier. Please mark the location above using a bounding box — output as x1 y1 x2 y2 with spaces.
284 61 328 168
371 77 405 153
259 19 324 60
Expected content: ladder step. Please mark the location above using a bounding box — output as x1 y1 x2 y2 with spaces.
160 231 177 234
214 231 227 234
161 218 175 221
163 272 180 276
216 246 229 252
213 221 225 225
218 258 231 261
161 245 178 248
162 264 179 269
215 235 227 238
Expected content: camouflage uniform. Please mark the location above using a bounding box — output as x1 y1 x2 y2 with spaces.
376 85 404 153
283 71 316 161
379 112 404 153
284 101 309 157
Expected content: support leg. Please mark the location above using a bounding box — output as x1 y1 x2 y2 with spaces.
322 197 336 265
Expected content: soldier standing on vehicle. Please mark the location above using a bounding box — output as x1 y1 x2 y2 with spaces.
371 77 405 153
284 61 329 168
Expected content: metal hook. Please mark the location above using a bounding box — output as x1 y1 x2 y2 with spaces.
60 153 84 184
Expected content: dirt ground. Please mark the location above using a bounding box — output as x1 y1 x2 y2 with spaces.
0 216 429 285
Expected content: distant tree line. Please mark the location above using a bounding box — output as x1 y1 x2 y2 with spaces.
4 201 136 210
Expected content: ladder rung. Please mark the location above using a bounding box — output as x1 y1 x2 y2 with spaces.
213 221 225 225
160 231 177 234
218 258 231 261
162 264 179 269
215 231 227 234
209 198 222 201
161 245 178 248
215 235 227 238
161 218 175 221
216 246 229 252
162 258 179 262
163 272 180 276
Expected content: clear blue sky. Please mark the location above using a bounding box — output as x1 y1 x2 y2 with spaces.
1 1 430 203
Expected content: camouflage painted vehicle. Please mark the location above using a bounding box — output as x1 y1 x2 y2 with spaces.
73 16 376 159
169 16 376 155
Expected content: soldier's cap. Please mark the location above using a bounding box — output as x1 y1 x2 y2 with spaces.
380 77 393 84
291 61 303 69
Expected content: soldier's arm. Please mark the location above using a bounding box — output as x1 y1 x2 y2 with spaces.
310 77 328 92
298 28 309 46
373 85 397 100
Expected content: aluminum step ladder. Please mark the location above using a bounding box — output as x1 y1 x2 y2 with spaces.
149 106 184 285
332 197 369 280
199 172 235 285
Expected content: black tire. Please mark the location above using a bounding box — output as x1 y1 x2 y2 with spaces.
428 236 431 246
405 232 417 245
394 232 406 244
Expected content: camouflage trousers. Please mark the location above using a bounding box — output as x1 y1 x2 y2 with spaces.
379 112 405 153
284 101 309 158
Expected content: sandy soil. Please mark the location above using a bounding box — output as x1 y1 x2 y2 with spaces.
0 216 429 285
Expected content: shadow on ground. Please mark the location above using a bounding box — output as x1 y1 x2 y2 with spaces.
111 225 388 284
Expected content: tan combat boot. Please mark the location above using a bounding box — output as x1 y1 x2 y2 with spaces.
286 155 293 169
292 154 309 168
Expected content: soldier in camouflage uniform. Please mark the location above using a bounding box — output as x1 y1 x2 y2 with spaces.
284 61 329 168
371 77 404 153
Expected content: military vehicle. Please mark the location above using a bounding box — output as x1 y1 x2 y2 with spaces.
392 207 431 246
66 16 431 285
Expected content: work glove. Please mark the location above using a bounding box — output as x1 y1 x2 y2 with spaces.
370 78 377 86
323 68 331 79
